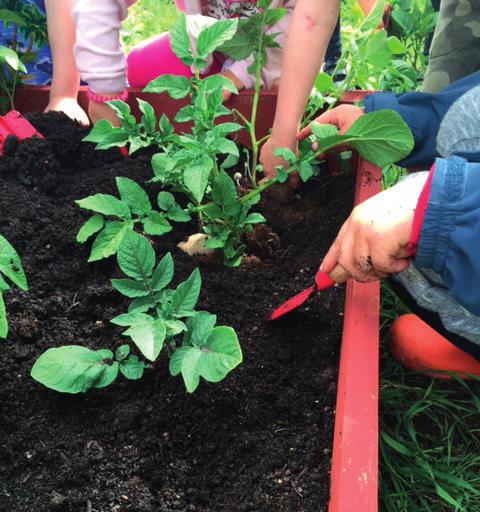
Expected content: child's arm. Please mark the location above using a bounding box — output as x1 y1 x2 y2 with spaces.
44 0 89 124
259 0 339 183
73 0 135 124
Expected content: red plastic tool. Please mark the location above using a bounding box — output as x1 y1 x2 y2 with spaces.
270 269 337 320
0 110 43 156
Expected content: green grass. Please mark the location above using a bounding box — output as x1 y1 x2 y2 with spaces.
120 0 179 53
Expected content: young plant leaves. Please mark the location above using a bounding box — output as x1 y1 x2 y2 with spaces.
116 177 152 216
0 234 28 291
76 214 104 243
195 18 238 60
171 268 201 316
169 14 194 66
117 231 155 280
31 346 119 393
144 74 192 99
169 326 242 393
344 110 414 167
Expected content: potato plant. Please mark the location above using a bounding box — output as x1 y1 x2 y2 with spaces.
83 11 415 268
31 231 242 393
0 234 28 338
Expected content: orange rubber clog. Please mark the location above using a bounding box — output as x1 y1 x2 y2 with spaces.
388 314 480 379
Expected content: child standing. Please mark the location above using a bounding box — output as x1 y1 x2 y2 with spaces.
72 0 297 124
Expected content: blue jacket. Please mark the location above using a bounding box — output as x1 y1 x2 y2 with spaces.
364 71 480 168
416 157 480 318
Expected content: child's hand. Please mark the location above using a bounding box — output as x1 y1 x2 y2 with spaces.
88 99 121 127
298 104 364 140
320 174 428 283
217 70 245 102
259 135 299 188
45 97 90 125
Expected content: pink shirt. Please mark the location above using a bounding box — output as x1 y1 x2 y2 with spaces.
72 0 296 93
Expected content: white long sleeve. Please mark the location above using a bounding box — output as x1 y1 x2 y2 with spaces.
73 0 136 93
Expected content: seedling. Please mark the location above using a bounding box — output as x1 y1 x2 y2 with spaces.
0 234 28 338
0 44 27 113
76 177 190 261
31 232 242 393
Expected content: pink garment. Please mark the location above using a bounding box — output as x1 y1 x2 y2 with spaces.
73 0 296 93
127 33 221 87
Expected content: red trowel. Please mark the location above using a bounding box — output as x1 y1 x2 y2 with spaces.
270 264 347 320
0 110 43 156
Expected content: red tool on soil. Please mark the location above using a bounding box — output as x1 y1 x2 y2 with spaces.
0 110 43 156
270 265 347 320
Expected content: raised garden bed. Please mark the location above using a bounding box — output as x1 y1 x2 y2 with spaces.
3 87 381 511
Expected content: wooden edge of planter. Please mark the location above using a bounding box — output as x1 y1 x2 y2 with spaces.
328 159 380 512
13 86 278 148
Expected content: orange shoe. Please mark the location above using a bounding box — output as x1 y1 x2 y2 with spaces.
388 314 480 379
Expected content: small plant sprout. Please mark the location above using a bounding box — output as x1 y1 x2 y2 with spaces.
0 44 27 113
31 231 242 394
76 177 190 261
0 234 28 338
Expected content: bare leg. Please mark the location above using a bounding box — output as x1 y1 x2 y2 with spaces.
44 0 89 124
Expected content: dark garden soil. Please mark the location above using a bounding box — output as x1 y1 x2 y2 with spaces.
0 112 354 512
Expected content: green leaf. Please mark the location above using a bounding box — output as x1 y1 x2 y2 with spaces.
107 100 136 128
0 292 7 339
345 110 414 167
245 213 266 224
76 194 131 219
128 296 155 313
196 18 238 60
137 98 157 132
310 123 339 139
386 36 405 55
298 161 315 182
0 9 26 26
157 191 176 211
115 177 152 216
31 346 118 394
117 231 155 280
165 320 187 336
184 158 212 204
111 278 150 298
272 147 296 164
76 214 104 243
365 30 392 69
314 72 336 94
150 252 174 291
211 171 237 209
174 105 195 123
89 222 129 262
115 344 130 361
275 167 289 183
83 119 117 143
201 74 238 95
142 211 173 236
169 326 242 393
0 46 26 72
124 318 166 361
211 138 239 158
120 357 145 380
359 0 386 32
211 122 243 138
0 234 28 291
264 8 286 26
111 312 153 327
169 14 194 66
144 74 192 99
217 27 253 61
183 312 217 347
171 268 201 315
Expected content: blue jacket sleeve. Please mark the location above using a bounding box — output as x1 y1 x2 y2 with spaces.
416 156 480 316
364 71 480 168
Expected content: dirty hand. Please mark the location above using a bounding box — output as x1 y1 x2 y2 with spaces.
259 135 299 188
88 92 123 127
217 69 245 102
319 173 429 283
45 97 90 125
298 104 364 144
